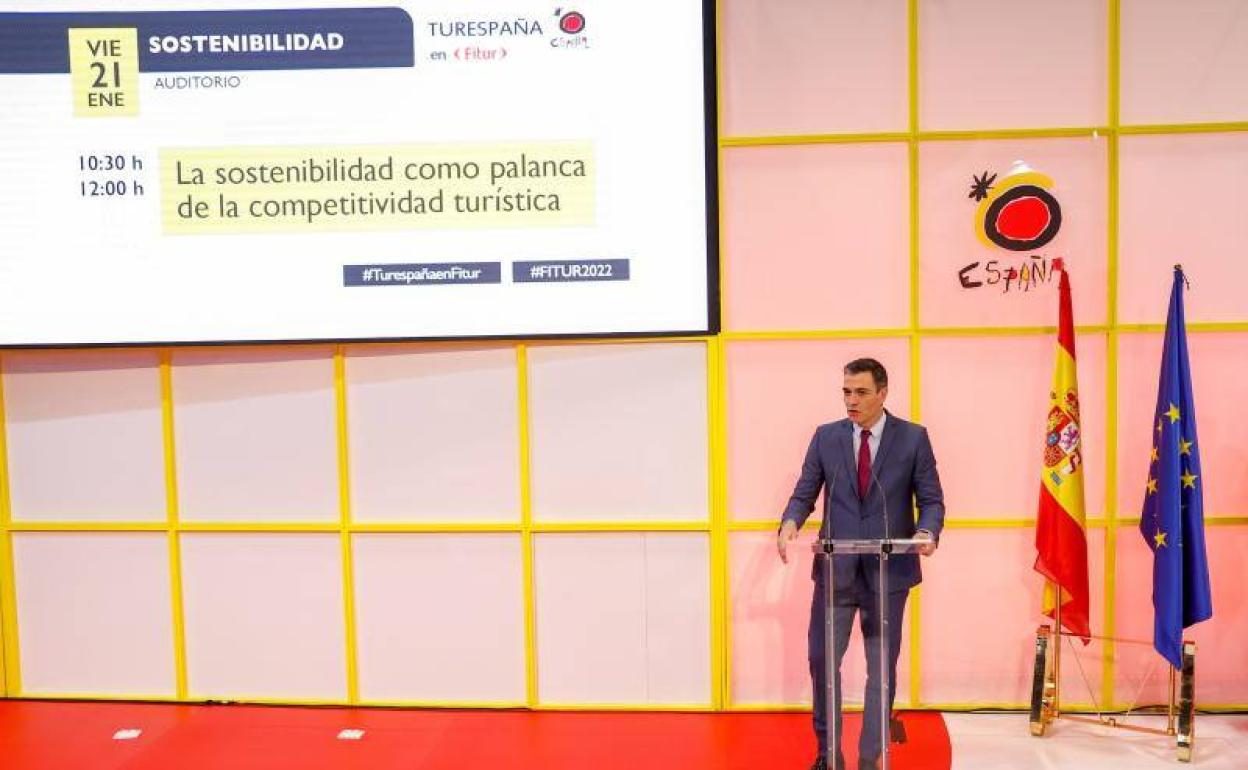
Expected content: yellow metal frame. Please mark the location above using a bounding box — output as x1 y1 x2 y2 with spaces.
334 347 360 704
2 1 1248 714
906 0 924 707
517 345 539 707
1102 0 1122 711
0 356 18 696
160 351 188 700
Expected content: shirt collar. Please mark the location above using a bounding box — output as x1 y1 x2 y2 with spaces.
853 410 887 439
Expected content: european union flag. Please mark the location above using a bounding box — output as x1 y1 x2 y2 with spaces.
1139 266 1213 670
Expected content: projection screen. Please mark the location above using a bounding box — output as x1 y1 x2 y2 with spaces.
0 1 718 345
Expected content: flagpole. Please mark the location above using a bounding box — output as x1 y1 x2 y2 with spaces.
1052 582 1062 717
1167 665 1177 735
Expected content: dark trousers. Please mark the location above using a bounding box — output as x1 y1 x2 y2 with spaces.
808 559 908 761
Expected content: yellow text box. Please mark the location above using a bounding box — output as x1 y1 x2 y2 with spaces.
160 143 595 234
68 28 140 118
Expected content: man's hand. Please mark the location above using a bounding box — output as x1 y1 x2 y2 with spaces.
915 529 937 556
777 519 799 563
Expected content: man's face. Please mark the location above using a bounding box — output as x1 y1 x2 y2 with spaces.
843 371 887 428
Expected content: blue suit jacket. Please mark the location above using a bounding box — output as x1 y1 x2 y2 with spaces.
781 412 945 594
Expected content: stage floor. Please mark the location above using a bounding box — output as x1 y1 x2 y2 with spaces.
0 700 1244 769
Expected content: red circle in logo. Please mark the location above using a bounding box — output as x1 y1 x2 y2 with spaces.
982 184 1062 252
995 196 1051 242
560 11 585 34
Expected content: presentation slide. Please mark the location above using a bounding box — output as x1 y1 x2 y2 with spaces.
0 1 717 345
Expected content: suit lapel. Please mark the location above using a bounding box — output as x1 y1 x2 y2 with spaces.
837 422 857 501
874 412 900 475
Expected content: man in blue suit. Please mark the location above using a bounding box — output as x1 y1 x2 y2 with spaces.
777 358 945 770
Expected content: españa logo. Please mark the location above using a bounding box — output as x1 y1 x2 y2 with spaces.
957 160 1064 293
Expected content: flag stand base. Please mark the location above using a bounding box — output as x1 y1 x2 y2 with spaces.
1028 624 1196 762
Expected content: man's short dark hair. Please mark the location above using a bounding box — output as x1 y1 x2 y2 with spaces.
844 358 888 389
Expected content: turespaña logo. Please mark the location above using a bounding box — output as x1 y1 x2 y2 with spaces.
551 8 588 49
557 9 586 34
958 160 1064 294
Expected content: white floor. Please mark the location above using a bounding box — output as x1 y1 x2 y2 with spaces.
945 713 1248 769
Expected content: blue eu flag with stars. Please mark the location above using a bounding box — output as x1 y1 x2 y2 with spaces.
1139 266 1213 670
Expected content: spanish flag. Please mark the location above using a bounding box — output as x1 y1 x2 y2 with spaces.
1034 262 1091 640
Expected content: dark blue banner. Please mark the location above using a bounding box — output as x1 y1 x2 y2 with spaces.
0 8 413 73
344 262 501 286
513 259 630 283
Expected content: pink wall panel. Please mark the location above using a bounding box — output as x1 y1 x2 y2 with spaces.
918 137 1108 327
181 533 346 700
920 335 1107 520
1114 525 1248 705
1121 0 1248 124
729 531 913 707
1118 133 1248 325
726 338 911 522
3 350 166 521
172 347 338 521
533 533 711 705
13 533 175 696
729 531 814 705
918 0 1106 130
722 144 911 332
921 527 1106 706
1117 333 1248 519
352 534 525 703
641 534 714 704
345 344 520 523
527 343 708 521
534 534 647 704
720 0 907 136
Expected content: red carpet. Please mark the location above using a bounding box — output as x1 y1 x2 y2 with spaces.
0 701 952 770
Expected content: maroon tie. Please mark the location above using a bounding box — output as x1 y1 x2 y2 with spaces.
857 428 872 499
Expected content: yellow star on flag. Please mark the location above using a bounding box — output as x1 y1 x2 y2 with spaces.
1151 446 1159 462
1180 438 1193 456
1181 471 1198 489
1156 418 1163 433
1166 403 1181 423
1146 477 1158 495
1154 531 1168 547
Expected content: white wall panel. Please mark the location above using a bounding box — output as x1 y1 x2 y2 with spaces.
353 533 525 703
534 533 710 705
3 350 165 521
528 343 708 521
639 533 711 703
181 533 345 700
172 347 338 521
346 345 519 523
13 533 174 695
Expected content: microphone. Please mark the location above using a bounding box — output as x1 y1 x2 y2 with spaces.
868 464 891 546
867 450 896 760
819 468 840 545
871 459 936 555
